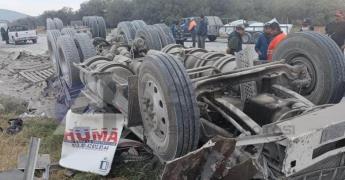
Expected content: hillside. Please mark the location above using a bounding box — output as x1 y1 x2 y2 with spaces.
0 9 29 22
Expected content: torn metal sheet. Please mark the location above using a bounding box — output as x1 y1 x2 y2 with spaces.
59 110 125 176
161 136 258 180
263 102 345 177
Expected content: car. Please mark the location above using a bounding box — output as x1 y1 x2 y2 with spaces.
7 25 38 45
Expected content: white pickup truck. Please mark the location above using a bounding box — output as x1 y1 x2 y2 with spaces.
8 25 38 45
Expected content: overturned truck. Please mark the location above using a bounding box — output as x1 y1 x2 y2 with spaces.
47 19 345 179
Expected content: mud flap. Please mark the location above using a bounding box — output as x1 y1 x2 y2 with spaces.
127 76 143 127
59 110 125 176
161 136 258 180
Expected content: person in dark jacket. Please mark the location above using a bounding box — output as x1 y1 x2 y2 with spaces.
326 10 345 49
255 24 272 60
196 15 208 49
171 20 185 46
0 27 9 44
227 24 245 55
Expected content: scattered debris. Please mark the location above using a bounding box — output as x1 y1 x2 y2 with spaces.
19 67 54 83
117 139 153 163
161 136 258 180
6 118 23 135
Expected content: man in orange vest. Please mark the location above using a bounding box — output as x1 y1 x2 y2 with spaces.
267 22 286 61
188 18 197 47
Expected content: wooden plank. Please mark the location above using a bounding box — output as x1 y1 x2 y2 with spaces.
25 72 42 82
30 72 44 82
35 71 48 79
19 72 36 82
40 70 51 77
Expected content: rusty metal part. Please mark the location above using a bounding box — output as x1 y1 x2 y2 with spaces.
161 136 258 180
202 97 251 135
272 84 314 107
194 62 305 97
214 97 261 134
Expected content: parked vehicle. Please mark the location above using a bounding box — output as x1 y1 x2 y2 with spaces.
8 25 38 45
221 19 293 44
181 16 224 42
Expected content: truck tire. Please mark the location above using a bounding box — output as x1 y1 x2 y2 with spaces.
131 20 147 31
117 21 136 45
208 35 217 42
46 18 56 30
32 39 37 44
96 17 107 39
153 24 175 44
272 31 345 105
53 18 64 30
252 32 262 44
73 33 97 63
61 28 76 37
89 17 100 38
135 25 162 50
138 52 200 161
152 25 169 48
242 32 252 44
57 35 82 88
47 30 62 75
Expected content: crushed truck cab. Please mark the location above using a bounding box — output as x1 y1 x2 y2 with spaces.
47 17 345 179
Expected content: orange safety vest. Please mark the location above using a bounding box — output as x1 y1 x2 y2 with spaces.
188 20 197 32
267 33 287 61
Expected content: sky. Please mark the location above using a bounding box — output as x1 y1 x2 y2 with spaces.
0 0 87 16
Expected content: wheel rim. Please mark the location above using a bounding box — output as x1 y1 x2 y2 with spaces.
242 34 249 43
141 75 169 145
288 56 317 96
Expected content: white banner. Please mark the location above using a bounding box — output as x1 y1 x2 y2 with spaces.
59 110 125 176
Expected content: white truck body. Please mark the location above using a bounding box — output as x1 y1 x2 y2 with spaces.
8 26 38 44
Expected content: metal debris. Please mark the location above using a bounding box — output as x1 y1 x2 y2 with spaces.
6 118 23 135
23 137 41 180
161 136 258 180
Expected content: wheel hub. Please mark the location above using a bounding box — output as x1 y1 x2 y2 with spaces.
141 79 169 144
289 56 317 95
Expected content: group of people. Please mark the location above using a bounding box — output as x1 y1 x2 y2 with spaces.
171 15 208 49
227 22 286 61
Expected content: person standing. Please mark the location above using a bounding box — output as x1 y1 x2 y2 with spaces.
255 24 272 60
267 22 286 61
326 10 345 49
188 18 197 47
300 18 314 32
196 15 208 49
171 21 185 46
0 27 9 44
227 24 245 55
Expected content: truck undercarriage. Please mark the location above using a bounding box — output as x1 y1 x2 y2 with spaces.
47 19 345 179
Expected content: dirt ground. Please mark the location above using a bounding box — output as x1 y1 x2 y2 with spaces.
0 33 67 120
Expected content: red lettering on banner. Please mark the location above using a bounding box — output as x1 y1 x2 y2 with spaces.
75 129 91 141
64 131 75 141
92 129 108 141
107 130 118 143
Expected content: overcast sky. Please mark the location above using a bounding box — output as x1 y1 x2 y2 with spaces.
0 0 87 16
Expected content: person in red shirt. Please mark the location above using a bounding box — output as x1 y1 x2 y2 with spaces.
267 22 287 61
